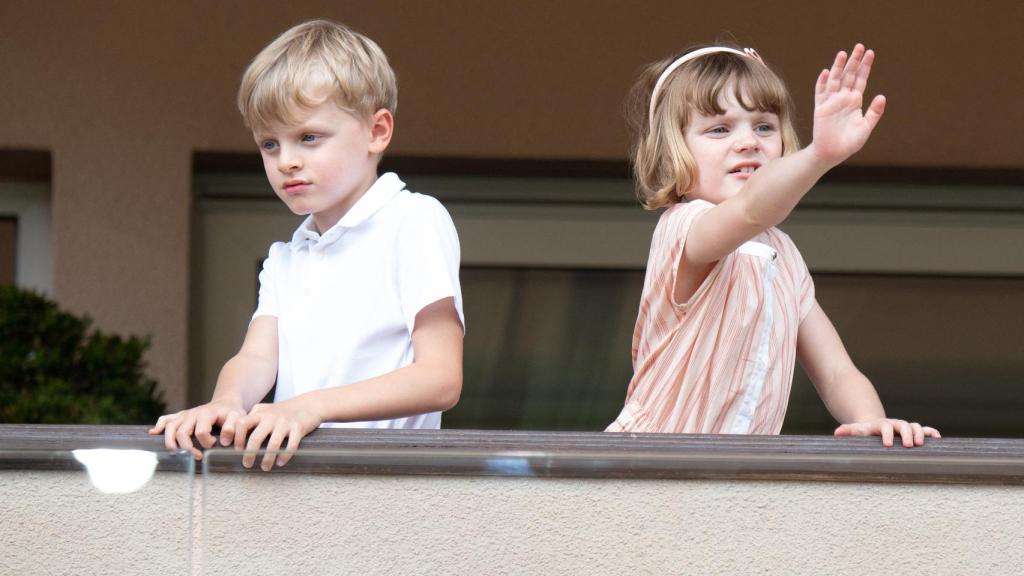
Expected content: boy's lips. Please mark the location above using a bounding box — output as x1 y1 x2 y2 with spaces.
283 180 310 195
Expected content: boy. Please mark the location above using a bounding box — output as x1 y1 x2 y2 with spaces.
150 20 464 470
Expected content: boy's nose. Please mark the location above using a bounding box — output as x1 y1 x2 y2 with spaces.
277 149 302 173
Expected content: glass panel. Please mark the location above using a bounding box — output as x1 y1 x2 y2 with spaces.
202 447 1024 575
451 267 1024 436
0 449 194 574
449 266 642 430
785 274 1024 436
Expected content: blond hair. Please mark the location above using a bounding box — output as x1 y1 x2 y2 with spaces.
237 19 397 130
628 47 800 209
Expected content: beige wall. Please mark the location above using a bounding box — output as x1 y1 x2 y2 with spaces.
0 1 1021 407
1 470 192 574
6 466 1022 574
204 474 1023 574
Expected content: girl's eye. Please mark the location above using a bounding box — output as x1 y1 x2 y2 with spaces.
260 140 278 152
707 126 729 135
755 123 776 134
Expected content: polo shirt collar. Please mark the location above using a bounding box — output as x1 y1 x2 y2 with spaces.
290 172 406 250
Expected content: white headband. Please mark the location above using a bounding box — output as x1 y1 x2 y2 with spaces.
647 47 764 132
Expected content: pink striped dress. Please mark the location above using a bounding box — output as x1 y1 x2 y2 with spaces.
607 199 815 434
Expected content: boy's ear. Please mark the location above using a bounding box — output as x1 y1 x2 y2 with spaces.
368 109 394 154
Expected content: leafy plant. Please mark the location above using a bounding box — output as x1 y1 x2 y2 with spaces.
0 286 165 423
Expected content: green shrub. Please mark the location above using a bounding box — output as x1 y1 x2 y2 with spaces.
0 286 165 423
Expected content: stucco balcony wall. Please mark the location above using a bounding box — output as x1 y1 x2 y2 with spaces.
2 425 1022 574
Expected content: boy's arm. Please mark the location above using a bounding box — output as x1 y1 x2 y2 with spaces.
149 315 278 459
234 297 463 470
797 301 940 447
685 44 886 268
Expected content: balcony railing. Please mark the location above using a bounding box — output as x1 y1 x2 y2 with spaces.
2 424 1022 574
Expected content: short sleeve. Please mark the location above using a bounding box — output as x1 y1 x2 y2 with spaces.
665 199 721 310
772 230 816 322
252 242 286 321
796 245 816 321
397 195 464 334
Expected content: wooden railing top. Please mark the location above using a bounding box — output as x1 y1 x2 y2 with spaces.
1 424 1022 485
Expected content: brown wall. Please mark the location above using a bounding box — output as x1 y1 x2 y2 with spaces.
1 0 1021 408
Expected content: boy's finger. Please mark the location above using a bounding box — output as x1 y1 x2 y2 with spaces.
262 425 288 471
923 426 941 438
279 425 303 467
175 414 201 459
234 416 254 450
149 414 168 434
244 421 273 468
163 417 182 451
220 413 238 446
153 411 185 436
195 413 216 448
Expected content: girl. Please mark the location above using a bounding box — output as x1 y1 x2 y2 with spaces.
607 44 940 447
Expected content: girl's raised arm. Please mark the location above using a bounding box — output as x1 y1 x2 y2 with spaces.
684 45 886 271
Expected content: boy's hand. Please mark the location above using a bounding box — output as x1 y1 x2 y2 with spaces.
233 396 322 471
834 418 941 448
149 398 247 460
810 43 886 168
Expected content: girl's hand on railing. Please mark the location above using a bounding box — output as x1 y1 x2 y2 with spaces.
834 418 941 448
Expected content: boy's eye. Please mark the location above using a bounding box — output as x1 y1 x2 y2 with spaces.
301 134 318 143
260 140 278 152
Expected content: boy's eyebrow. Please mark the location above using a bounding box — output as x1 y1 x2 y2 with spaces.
256 119 333 138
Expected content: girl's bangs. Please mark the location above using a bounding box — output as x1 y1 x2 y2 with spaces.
686 57 790 118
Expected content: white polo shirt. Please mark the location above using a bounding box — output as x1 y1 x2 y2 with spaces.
252 172 463 429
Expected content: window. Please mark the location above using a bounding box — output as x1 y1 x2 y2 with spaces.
194 158 1024 435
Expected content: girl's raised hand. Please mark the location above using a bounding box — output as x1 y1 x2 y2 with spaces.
811 44 886 167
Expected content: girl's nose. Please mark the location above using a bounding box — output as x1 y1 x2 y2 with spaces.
733 127 760 153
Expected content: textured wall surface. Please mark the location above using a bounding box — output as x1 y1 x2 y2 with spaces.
202 474 1022 575
0 470 192 575
4 429 1022 574
3 467 1021 574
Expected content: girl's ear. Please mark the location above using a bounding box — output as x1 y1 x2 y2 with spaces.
368 109 394 154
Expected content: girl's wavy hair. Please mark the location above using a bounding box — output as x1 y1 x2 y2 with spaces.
238 19 397 131
628 47 800 209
